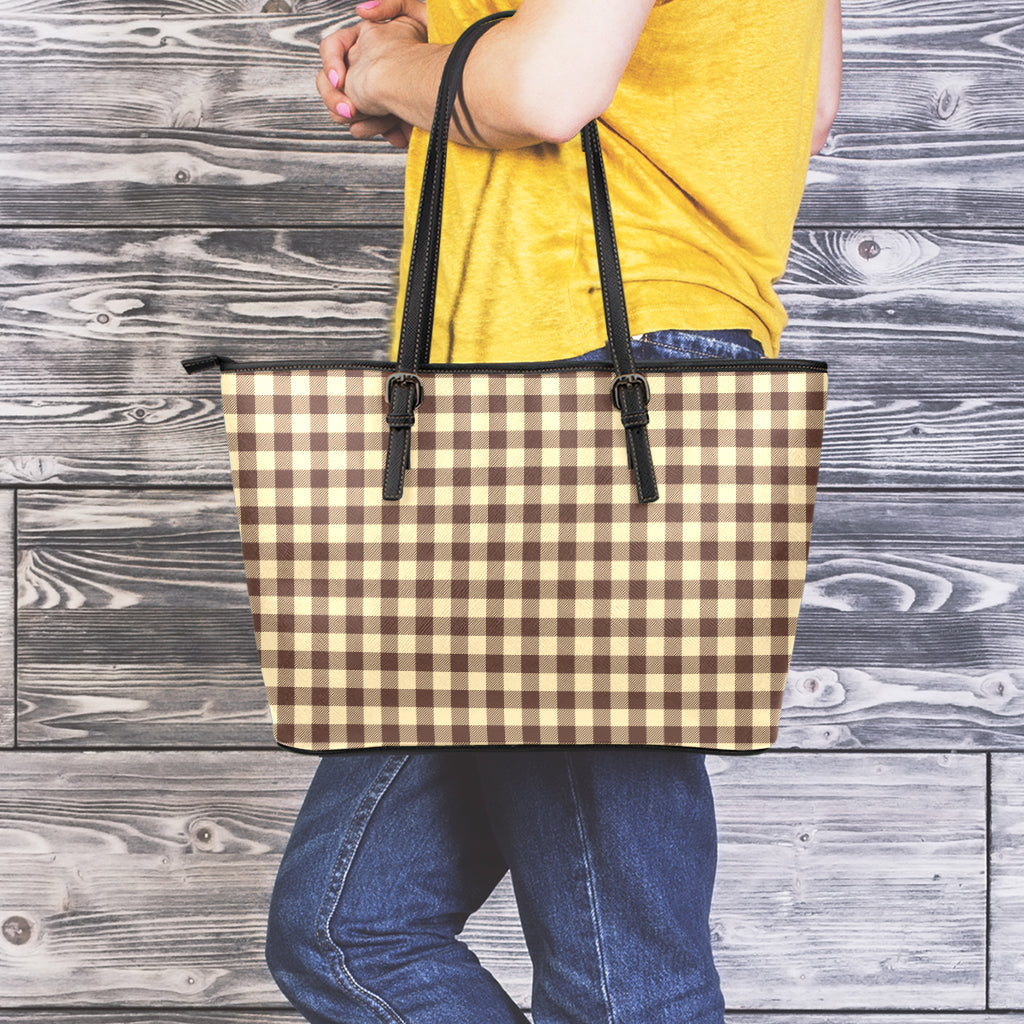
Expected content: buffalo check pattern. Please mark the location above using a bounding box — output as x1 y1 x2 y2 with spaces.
220 364 827 752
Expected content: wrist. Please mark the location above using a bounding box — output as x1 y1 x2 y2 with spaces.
382 40 451 133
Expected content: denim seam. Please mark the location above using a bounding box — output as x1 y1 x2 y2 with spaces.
315 753 412 1024
563 752 618 1024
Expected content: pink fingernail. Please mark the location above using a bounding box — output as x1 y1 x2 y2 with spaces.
328 68 339 88
336 102 353 118
358 1 380 8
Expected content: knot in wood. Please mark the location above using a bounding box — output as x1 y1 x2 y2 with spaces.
189 818 219 849
858 239 881 260
2 915 33 946
936 88 959 121
262 0 294 11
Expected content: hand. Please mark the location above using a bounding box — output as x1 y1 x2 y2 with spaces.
317 0 428 148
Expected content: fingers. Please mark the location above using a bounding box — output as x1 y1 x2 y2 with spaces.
315 66 357 124
316 67 411 149
318 23 357 76
352 117 411 149
354 0 427 27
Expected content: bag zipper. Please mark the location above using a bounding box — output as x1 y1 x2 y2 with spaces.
182 354 828 375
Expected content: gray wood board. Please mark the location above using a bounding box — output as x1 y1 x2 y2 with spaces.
1 227 1021 488
0 489 13 748
3 1019 1019 1024
0 4 1022 226
13 489 1024 749
2 0 1015 21
2 361 1019 487
779 492 1024 750
990 753 1024 1008
0 750 986 1009
2 226 1023 395
0 136 1021 229
0 1018 1022 1024
2 360 1020 487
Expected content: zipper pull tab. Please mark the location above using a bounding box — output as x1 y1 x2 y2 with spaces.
181 354 226 375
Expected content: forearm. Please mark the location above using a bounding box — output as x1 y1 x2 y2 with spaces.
371 28 549 149
811 0 842 153
334 0 657 150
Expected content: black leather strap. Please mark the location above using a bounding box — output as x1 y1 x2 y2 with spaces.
384 12 510 500
581 119 658 502
384 9 658 504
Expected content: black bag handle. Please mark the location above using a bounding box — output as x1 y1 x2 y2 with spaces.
383 10 658 504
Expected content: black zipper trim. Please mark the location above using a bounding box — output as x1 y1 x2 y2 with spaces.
189 357 827 375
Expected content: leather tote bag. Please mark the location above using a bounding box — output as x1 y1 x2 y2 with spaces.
184 11 828 754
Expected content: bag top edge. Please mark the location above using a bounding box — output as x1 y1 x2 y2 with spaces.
209 358 829 374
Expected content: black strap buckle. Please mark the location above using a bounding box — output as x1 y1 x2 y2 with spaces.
385 372 424 409
610 372 651 411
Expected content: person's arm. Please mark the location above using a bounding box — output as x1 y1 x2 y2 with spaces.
317 0 657 149
810 0 842 154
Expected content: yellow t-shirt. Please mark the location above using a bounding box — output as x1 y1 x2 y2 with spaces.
389 0 826 363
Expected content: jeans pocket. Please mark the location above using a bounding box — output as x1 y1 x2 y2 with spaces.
572 329 764 363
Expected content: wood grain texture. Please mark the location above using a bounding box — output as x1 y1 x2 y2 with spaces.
990 753 1024 1008
782 492 1024 750
0 0 1018 1013
0 135 408 227
0 490 13 749
0 4 1022 226
0 1018 1022 1024
2 356 1020 486
706 752 985 1009
1 227 1022 487
14 490 1024 750
2 226 1023 394
1 131 1022 229
16 490 269 746
0 751 985 1009
2 0 1012 25
0 750 318 1005
0 227 400 399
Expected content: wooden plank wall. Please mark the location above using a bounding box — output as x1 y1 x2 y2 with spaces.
1 0 1022 1020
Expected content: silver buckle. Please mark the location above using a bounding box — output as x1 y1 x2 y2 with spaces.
384 372 423 408
610 372 651 411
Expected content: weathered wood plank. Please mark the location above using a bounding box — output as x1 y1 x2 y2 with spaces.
16 490 270 746
0 135 408 227
0 751 985 1008
0 1017 308 1024
0 4 1022 226
14 490 1024 749
0 227 400 400
3 44 1023 134
1 227 1021 487
705 752 986 1009
0 0 358 14
0 750 317 1005
2 227 1023 394
1 362 1019 487
0 489 14 749
2 0 1013 26
0 1018 1020 1024
781 493 1024 750
2 133 1023 229
990 753 1024 1009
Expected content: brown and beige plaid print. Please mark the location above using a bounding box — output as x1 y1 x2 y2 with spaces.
220 364 827 752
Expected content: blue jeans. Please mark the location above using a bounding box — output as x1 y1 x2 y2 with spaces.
573 328 764 363
265 331 762 1024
